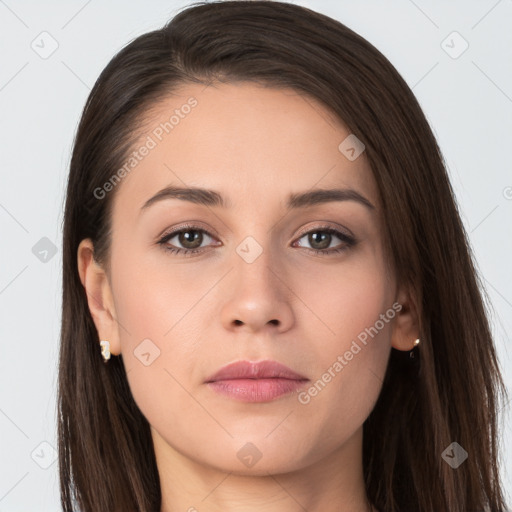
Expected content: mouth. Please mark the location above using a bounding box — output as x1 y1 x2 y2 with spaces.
205 360 309 403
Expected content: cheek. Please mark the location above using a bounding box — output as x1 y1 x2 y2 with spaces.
294 247 394 349
292 251 394 421
111 243 209 346
109 249 209 417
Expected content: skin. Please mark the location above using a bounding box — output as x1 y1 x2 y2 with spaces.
78 82 419 512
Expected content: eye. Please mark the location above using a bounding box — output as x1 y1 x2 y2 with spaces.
293 226 356 255
157 224 219 256
157 223 356 257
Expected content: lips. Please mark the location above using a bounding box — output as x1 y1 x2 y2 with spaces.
205 360 308 383
205 360 309 403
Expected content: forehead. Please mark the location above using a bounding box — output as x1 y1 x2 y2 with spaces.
111 82 378 219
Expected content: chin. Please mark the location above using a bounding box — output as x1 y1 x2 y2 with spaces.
192 437 314 477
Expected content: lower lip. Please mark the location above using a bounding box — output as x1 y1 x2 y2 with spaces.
206 378 308 402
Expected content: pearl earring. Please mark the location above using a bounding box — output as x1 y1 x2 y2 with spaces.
409 338 420 359
100 340 111 362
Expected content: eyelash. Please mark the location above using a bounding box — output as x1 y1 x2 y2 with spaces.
157 223 356 257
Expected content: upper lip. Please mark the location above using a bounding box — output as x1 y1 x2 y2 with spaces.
205 360 308 383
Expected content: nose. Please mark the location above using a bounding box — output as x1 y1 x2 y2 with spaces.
220 243 294 334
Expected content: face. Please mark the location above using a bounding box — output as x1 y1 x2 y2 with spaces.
95 82 399 476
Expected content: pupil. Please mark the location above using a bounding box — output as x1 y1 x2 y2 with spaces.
309 232 330 250
179 230 202 249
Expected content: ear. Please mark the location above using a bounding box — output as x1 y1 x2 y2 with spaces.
391 284 420 351
77 238 121 356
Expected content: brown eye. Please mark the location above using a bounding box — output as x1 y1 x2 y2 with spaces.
294 226 356 255
176 230 203 249
307 231 332 250
158 226 218 255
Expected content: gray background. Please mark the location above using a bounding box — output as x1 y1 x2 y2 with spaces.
1 0 511 510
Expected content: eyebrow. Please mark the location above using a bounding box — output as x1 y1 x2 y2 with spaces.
140 185 375 213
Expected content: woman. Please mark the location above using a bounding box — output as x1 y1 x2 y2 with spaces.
58 1 509 510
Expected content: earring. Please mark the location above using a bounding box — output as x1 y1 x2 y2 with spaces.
100 340 111 362
409 338 420 359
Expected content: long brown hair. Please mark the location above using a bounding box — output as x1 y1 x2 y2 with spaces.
58 1 509 510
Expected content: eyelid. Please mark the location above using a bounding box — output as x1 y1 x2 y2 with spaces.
158 221 354 245
294 221 355 240
157 221 220 241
